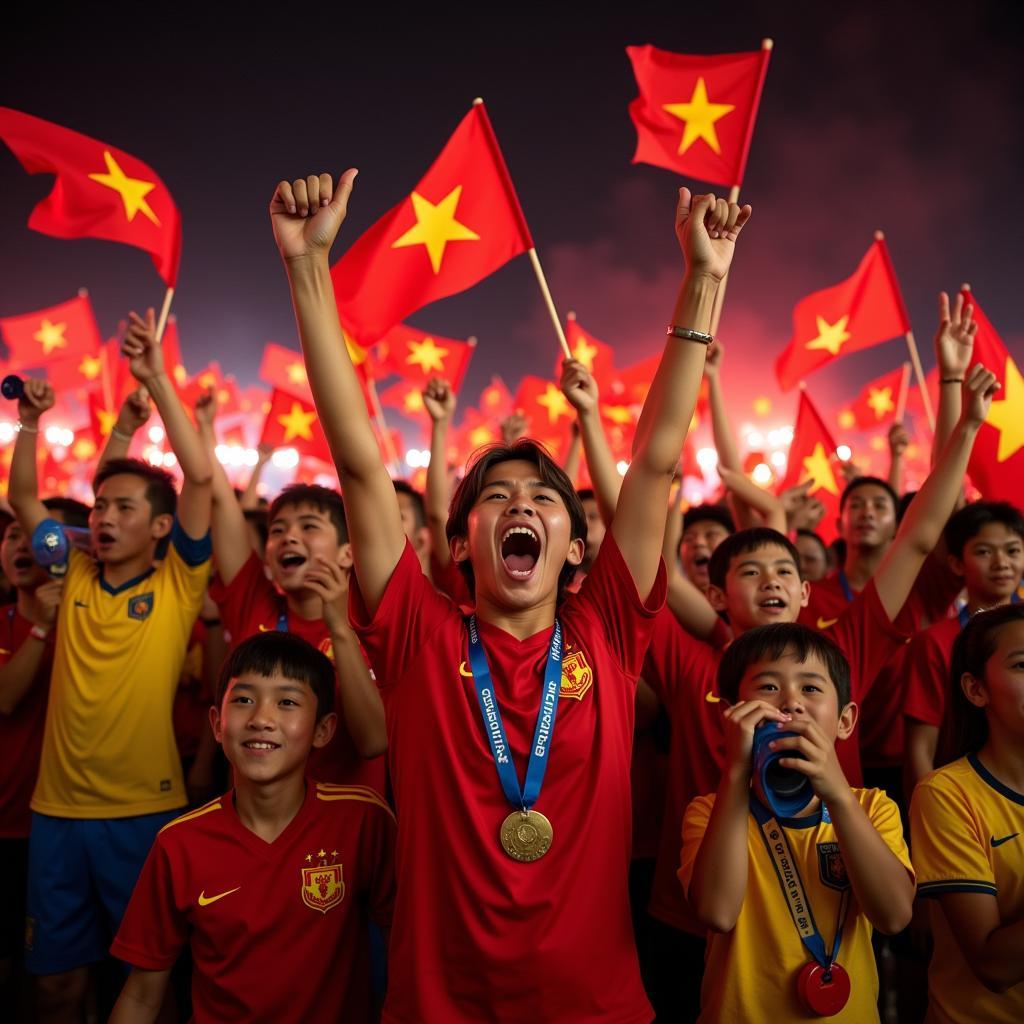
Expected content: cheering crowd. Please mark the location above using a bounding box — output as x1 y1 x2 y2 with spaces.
0 172 1021 1024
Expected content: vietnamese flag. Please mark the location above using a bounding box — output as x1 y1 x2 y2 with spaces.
375 324 475 390
846 364 909 431
774 238 910 391
779 390 843 543
479 375 514 420
379 379 428 419
0 107 181 286
959 289 1024 504
0 293 101 368
259 342 313 402
627 44 771 188
159 316 189 391
259 389 331 462
556 317 618 393
87 391 119 444
331 102 534 343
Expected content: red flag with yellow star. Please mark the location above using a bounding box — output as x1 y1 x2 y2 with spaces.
379 379 428 419
375 324 475 390
0 293 101 368
0 107 181 286
626 44 771 188
331 102 533 344
259 343 314 402
779 390 842 543
555 318 618 393
958 289 1024 504
87 390 119 445
774 238 910 391
846 364 909 431
259 388 331 461
513 376 574 457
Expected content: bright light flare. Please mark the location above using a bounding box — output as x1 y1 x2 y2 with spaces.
752 463 773 485
836 444 852 462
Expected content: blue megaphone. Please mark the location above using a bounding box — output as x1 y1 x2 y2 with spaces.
2 374 25 400
31 519 92 578
751 720 814 818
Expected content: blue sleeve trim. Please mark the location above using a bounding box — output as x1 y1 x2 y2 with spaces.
918 880 997 898
170 519 212 567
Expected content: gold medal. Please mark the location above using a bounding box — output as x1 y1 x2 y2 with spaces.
500 809 553 862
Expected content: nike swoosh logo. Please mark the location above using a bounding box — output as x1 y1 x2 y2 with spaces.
816 616 839 630
459 661 473 678
705 691 721 703
991 833 1020 848
198 886 241 906
74 600 88 608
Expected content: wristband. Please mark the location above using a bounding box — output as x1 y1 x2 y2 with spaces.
17 422 39 434
29 624 50 641
940 377 964 384
667 325 714 345
110 427 133 441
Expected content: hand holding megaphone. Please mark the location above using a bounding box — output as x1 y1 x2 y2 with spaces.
1 374 24 399
9 376 55 429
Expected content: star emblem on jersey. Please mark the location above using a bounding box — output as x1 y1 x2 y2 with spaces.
817 842 850 891
127 592 155 621
301 849 345 914
559 647 593 701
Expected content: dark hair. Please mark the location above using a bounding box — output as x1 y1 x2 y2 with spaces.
268 484 348 545
895 490 917 525
708 528 802 591
576 487 596 503
446 439 587 600
944 501 1024 560
829 537 847 566
796 529 828 560
717 622 852 709
243 506 269 552
216 631 336 720
941 604 1024 764
42 497 92 529
93 457 176 519
393 480 427 531
839 476 898 515
683 503 735 535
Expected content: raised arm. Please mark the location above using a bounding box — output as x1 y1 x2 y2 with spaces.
270 171 403 615
95 387 151 480
717 466 787 533
8 379 54 534
932 290 977 465
886 421 909 496
873 364 997 621
423 377 457 570
562 422 582 485
0 577 61 714
122 310 213 539
239 443 274 511
612 190 751 599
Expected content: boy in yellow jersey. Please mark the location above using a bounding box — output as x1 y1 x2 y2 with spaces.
110 631 396 1024
680 623 915 1023
8 308 213 1022
910 604 1024 1022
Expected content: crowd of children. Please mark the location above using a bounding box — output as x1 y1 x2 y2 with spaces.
0 171 1020 1024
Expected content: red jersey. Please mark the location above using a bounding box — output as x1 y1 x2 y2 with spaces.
350 536 665 1024
429 550 473 608
0 606 53 838
210 553 385 793
111 781 395 1024
902 615 962 728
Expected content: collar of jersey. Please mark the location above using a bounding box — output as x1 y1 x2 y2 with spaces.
98 564 156 596
968 752 1024 806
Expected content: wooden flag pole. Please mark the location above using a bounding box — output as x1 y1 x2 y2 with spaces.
155 286 175 343
528 248 572 361
903 330 934 432
367 378 402 476
894 361 912 423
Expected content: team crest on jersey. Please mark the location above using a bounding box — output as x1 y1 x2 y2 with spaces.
127 592 155 621
560 646 593 701
301 852 345 913
817 842 849 891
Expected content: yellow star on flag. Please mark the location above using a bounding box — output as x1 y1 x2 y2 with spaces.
985 357 1024 462
173 365 187 386
391 186 480 273
72 438 97 461
806 315 852 357
753 396 772 417
403 390 425 414
405 337 448 374
571 336 598 371
88 150 161 225
198 372 217 388
867 386 895 419
469 425 494 448
662 78 736 155
799 442 840 496
838 409 857 431
96 408 117 438
341 327 368 367
277 402 317 442
286 362 307 386
602 405 634 425
536 383 572 424
78 354 103 380
34 319 68 355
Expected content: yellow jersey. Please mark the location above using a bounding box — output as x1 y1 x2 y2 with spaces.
910 754 1024 1023
32 523 211 819
680 788 913 1024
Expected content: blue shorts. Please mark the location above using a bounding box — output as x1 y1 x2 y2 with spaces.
25 809 179 976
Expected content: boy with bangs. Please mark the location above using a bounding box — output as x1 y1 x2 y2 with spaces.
903 500 1024 789
195 390 387 791
8 310 214 1021
681 623 915 1022
269 163 748 1021
110 631 396 1023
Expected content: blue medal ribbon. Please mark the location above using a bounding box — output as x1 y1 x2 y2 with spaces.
749 796 850 973
959 591 1021 629
466 614 563 812
275 609 289 632
837 570 854 605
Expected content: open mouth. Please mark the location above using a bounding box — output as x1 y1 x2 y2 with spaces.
759 598 786 611
12 554 34 572
501 526 541 578
96 532 115 546
242 740 280 752
693 555 710 568
278 553 307 571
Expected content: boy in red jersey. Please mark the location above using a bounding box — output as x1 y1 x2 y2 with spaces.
269 167 748 1021
110 631 395 1023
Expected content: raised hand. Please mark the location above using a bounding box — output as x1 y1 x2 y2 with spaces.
960 363 999 428
767 717 849 806
17 378 55 427
501 412 528 446
703 340 725 381
675 187 752 282
934 290 978 378
269 170 358 263
122 309 166 383
303 555 348 630
888 422 910 458
422 378 457 423
35 578 64 624
194 386 217 429
116 387 152 435
559 358 598 414
721 699 791 776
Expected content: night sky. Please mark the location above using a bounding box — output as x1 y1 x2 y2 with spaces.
3 2 1022 466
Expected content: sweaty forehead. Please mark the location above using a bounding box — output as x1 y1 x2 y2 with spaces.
271 501 330 525
96 473 149 499
481 459 548 489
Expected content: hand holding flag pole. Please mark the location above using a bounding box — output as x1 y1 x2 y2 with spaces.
894 361 912 423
